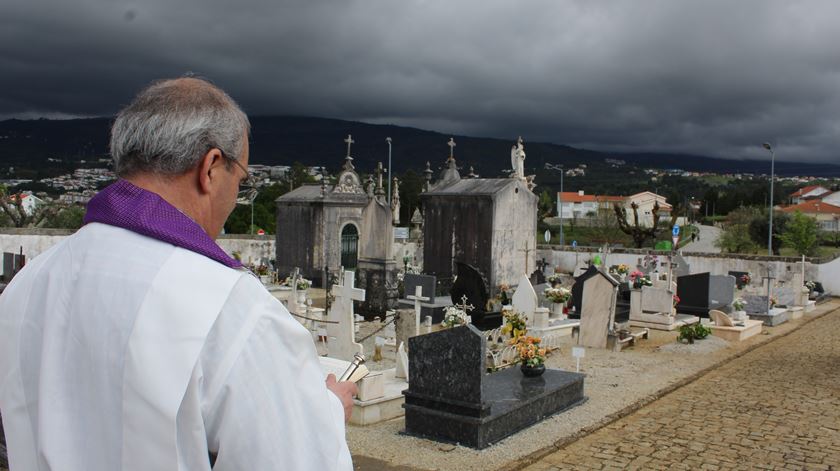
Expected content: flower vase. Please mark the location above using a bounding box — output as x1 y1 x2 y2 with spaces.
550 303 564 318
296 290 307 305
734 310 747 322
259 274 271 284
520 363 545 377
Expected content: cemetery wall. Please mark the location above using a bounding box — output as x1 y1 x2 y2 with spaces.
0 229 275 275
539 245 836 291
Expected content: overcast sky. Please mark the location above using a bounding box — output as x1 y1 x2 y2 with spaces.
2 0 839 163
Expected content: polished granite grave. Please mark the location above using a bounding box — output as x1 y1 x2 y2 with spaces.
403 325 585 449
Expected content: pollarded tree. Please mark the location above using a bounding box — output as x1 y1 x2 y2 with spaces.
613 201 676 248
779 211 819 256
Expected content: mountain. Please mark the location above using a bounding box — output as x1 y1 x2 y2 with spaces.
1 116 839 178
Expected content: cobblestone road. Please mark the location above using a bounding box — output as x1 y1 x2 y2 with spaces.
522 308 840 470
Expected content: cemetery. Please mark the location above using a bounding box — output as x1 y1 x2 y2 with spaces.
1 137 839 470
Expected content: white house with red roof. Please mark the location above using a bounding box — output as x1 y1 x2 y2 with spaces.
789 185 831 204
780 199 840 232
556 190 670 226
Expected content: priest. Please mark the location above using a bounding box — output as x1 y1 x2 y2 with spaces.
0 77 357 470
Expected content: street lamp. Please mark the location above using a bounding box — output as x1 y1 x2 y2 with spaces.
762 142 775 256
386 137 392 205
558 165 565 246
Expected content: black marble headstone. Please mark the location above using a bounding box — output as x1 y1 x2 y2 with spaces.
450 262 500 329
2 253 13 283
403 325 586 449
676 272 712 317
570 265 599 318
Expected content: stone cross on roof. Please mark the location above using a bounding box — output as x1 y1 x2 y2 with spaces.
344 134 355 158
447 137 456 160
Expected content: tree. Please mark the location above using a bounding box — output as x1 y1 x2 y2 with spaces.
0 185 63 228
714 223 758 254
747 209 789 255
42 205 85 229
779 211 819 256
538 190 554 220
613 201 675 248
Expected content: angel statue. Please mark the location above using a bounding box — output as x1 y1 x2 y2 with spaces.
510 136 526 179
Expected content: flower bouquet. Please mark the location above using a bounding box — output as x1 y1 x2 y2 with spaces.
547 273 564 286
733 297 745 311
736 273 751 290
500 310 528 339
511 335 547 376
544 286 571 304
442 306 469 328
496 284 512 305
628 270 652 289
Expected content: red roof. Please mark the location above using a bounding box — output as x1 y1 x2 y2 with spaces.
789 185 827 198
557 192 598 202
779 200 840 215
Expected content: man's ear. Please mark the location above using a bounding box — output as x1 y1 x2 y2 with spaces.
197 148 223 194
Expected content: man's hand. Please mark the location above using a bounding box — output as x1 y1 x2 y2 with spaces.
325 373 358 423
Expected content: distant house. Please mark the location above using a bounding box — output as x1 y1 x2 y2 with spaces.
789 185 831 204
8 192 45 216
779 200 840 232
556 190 670 227
820 191 840 207
623 192 672 227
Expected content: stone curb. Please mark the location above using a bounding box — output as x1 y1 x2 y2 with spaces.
508 299 840 471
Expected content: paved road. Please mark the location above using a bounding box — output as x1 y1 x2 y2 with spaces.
683 224 721 253
523 307 840 470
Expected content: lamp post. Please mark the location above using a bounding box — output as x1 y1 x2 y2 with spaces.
559 165 565 246
763 142 775 256
386 137 392 205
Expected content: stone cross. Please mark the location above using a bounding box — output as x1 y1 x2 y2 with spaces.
519 240 533 274
407 285 430 336
326 270 367 361
344 134 354 157
447 137 456 160
536 257 548 273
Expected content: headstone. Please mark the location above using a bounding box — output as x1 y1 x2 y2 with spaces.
2 253 13 282
708 275 736 309
511 274 538 319
640 286 674 314
676 273 734 317
570 265 599 318
775 284 796 308
326 270 366 361
403 324 585 449
450 262 500 329
578 269 619 348
404 273 436 304
743 295 768 314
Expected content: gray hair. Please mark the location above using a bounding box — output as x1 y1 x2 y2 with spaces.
110 77 250 177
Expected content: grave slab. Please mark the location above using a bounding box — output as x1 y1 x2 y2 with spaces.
749 307 790 326
403 325 585 449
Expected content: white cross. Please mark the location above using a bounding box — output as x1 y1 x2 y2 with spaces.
344 134 355 157
406 285 430 336
447 137 456 159
332 270 366 305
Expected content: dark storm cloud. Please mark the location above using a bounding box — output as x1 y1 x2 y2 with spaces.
2 0 839 162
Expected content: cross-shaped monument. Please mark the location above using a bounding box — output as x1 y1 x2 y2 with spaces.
344 134 355 157
519 240 533 274
456 294 475 314
447 137 456 160
326 270 367 361
406 285 430 336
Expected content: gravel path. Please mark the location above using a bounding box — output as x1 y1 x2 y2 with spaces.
349 300 839 471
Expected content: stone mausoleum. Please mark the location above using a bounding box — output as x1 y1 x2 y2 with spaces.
421 138 538 298
275 136 398 315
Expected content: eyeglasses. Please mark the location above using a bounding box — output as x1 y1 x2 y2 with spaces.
221 151 256 190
